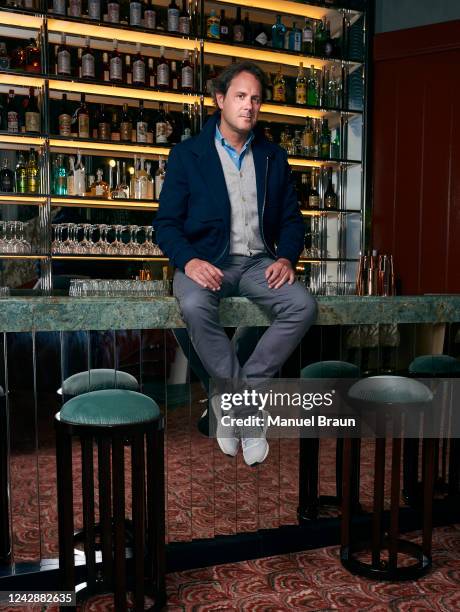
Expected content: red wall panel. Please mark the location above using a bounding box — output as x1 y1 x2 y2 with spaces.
372 21 460 294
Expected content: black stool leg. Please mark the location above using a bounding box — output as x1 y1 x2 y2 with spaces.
112 436 127 612
147 427 166 609
340 438 353 556
372 438 386 569
422 438 435 560
298 438 320 520
389 437 401 570
56 425 76 612
132 432 145 611
81 436 96 592
98 437 113 590
0 395 10 563
448 439 460 496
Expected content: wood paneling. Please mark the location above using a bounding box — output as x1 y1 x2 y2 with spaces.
372 20 460 294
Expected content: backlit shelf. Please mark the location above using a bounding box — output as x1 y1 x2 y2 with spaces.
288 156 361 168
51 196 159 210
0 194 47 205
0 72 45 89
52 255 168 262
47 18 198 52
0 254 48 259
49 137 171 159
0 10 42 30
48 78 201 105
301 208 362 216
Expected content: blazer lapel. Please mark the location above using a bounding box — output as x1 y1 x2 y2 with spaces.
198 142 230 224
252 140 269 218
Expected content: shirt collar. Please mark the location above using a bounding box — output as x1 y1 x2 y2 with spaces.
215 123 254 154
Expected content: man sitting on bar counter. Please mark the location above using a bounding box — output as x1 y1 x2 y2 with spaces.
155 61 317 466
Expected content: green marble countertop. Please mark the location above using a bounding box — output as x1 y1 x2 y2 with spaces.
0 295 459 332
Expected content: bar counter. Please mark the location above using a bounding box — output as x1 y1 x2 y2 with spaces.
1 294 460 332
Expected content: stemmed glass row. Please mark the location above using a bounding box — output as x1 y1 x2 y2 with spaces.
51 224 163 256
0 221 32 254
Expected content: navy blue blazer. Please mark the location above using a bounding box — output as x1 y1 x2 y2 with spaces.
154 112 305 271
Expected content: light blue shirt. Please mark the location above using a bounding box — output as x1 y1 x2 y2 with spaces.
215 124 254 171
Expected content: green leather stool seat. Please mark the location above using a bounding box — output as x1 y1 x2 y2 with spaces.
409 354 460 376
301 360 360 379
60 389 160 426
348 375 433 404
58 369 139 397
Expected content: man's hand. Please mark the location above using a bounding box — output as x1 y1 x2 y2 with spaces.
265 258 295 289
185 258 224 291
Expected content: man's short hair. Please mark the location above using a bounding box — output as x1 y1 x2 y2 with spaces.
211 61 267 105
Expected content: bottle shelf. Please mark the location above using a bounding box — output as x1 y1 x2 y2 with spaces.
287 156 360 168
0 253 48 259
52 254 168 262
209 0 363 19
46 17 199 52
49 137 171 159
0 133 46 150
0 194 47 205
258 100 362 119
0 10 42 32
300 208 361 216
47 77 201 105
299 257 359 263
0 72 45 89
50 196 159 211
203 40 361 69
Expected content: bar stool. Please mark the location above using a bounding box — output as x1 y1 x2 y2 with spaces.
298 361 360 521
57 368 139 399
404 355 460 503
55 389 166 611
341 376 435 580
0 386 10 564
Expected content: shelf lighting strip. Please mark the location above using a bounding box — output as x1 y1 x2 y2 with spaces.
212 0 329 19
49 138 171 158
0 73 45 88
52 255 169 261
0 194 47 204
51 197 159 210
0 12 42 30
47 18 199 51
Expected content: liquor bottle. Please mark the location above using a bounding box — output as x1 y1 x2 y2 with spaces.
320 118 331 159
143 0 156 29
324 20 334 57
271 15 286 50
125 54 132 85
102 52 110 81
180 104 192 141
136 101 148 142
107 0 120 23
233 7 244 43
88 0 101 20
54 154 67 195
92 168 109 198
302 19 314 54
155 102 168 144
113 114 122 143
302 117 314 156
265 73 273 101
130 0 142 26
0 159 14 192
181 49 193 91
155 157 165 199
76 94 90 138
296 62 307 105
67 156 75 195
133 158 149 199
57 33 71 76
145 161 154 199
68 0 82 18
52 0 65 15
120 104 133 141
299 173 309 210
164 104 175 142
219 9 230 41
207 9 220 39
167 0 180 33
10 42 26 71
26 148 39 193
15 152 27 193
81 37 95 80
253 23 268 47
97 104 111 140
205 64 216 94
74 151 85 196
133 44 146 85
331 130 340 159
6 90 18 133
314 18 326 56
243 12 251 43
109 40 123 83
25 87 40 133
308 170 320 209
147 57 155 87
58 93 72 136
25 38 40 73
110 161 123 198
179 0 190 35
272 66 285 103
156 46 169 88
288 22 302 52
119 161 130 197
324 169 338 209
0 42 10 70
263 125 273 142
307 65 318 106
170 61 179 90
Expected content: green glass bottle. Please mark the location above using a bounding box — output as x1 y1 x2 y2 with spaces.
15 152 27 193
320 119 331 159
307 65 318 106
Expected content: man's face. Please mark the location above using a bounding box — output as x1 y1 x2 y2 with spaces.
216 71 262 136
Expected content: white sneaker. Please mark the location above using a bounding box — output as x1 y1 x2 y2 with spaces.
210 395 239 457
241 410 269 466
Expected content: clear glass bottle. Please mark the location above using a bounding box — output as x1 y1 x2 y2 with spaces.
155 157 165 199
54 154 67 195
296 62 307 105
15 152 27 193
288 22 302 52
93 168 109 198
136 101 148 143
26 148 39 194
307 65 318 106
155 102 168 144
133 157 149 199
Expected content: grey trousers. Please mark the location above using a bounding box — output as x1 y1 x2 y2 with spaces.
173 255 318 381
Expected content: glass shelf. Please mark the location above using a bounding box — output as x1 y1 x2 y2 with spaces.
0 253 48 259
299 257 359 263
0 72 45 89
0 194 47 205
50 196 159 210
300 208 361 216
208 0 363 19
49 137 171 159
52 254 168 262
287 156 361 168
